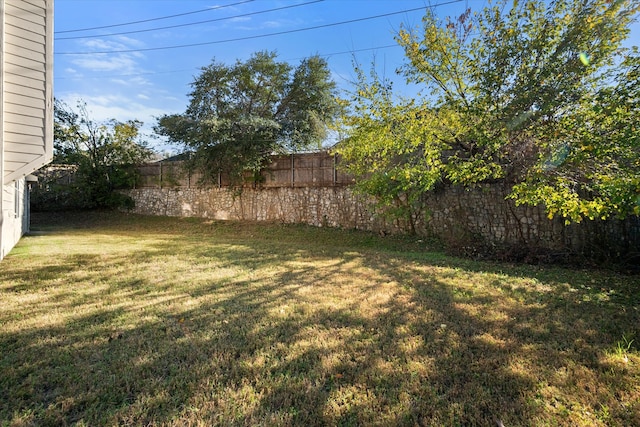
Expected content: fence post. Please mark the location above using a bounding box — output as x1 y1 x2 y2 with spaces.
291 153 295 188
159 162 163 189
333 153 337 186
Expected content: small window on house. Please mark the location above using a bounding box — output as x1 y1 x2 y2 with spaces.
14 181 20 218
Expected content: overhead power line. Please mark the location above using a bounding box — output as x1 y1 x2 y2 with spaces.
55 0 255 34
54 44 400 80
56 0 324 40
56 0 462 55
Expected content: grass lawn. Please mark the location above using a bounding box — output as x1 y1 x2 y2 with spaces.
1 211 638 426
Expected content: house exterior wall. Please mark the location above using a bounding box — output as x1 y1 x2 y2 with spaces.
0 0 53 260
1 176 27 258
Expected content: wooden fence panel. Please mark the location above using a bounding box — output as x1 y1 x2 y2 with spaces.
136 164 161 188
135 151 353 189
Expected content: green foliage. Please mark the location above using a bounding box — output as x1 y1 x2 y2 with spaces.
34 99 153 210
155 51 341 186
335 66 447 232
336 0 640 224
512 49 640 222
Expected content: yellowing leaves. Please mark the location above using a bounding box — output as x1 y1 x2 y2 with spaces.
338 0 640 225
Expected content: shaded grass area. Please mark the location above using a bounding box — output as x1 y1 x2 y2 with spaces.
1 211 639 426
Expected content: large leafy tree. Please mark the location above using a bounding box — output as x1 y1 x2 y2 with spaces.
155 51 340 184
336 0 640 224
41 99 153 209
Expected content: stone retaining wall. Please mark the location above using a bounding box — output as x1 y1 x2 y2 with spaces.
123 186 639 259
125 187 383 229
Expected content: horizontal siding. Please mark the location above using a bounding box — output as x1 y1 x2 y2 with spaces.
6 82 44 101
3 0 52 182
5 143 45 156
5 34 44 55
6 22 45 44
5 122 44 138
8 1 46 19
9 0 46 16
6 40 46 61
6 3 46 28
22 0 47 9
4 50 46 73
5 82 45 101
2 183 14 208
4 131 48 146
5 71 45 91
6 111 45 128
3 93 46 110
4 150 43 164
4 102 45 119
5 16 45 41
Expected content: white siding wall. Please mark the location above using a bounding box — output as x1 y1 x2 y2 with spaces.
3 0 53 183
1 0 53 260
0 177 26 259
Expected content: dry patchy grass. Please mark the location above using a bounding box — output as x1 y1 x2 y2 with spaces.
1 211 638 426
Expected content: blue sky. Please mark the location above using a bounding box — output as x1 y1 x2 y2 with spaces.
54 0 639 152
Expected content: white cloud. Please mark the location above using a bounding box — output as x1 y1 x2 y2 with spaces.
261 20 283 29
57 90 185 141
229 16 251 23
56 34 190 152
61 93 137 118
70 36 147 76
114 35 146 48
110 75 152 87
80 39 118 51
72 53 140 73
57 92 178 152
233 18 302 32
79 36 144 52
161 95 183 103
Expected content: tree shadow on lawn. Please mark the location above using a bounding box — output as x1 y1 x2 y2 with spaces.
2 221 639 426
358 255 640 425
